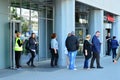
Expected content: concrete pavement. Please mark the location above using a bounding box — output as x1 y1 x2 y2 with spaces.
0 56 120 80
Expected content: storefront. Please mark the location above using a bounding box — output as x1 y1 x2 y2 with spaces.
1 0 120 69
104 12 116 55
8 0 54 68
75 2 90 56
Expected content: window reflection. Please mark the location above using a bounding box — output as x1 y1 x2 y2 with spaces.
10 0 54 58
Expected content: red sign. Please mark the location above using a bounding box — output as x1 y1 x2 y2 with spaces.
107 14 114 22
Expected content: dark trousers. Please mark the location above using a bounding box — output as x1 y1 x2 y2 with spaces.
106 43 111 55
84 58 89 68
51 49 59 67
84 56 90 68
112 48 117 59
27 50 35 65
15 51 21 68
90 52 101 67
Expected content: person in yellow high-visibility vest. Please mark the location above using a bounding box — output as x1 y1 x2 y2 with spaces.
14 32 23 69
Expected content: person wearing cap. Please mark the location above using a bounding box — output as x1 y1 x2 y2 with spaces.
65 31 79 70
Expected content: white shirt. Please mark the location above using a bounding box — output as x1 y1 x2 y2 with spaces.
51 39 58 49
64 47 68 54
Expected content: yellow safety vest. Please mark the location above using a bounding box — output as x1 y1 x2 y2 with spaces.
14 37 23 51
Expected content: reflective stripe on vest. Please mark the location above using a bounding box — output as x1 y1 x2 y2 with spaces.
14 37 23 51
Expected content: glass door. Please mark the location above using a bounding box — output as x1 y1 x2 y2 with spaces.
9 20 21 69
38 5 54 60
75 27 86 56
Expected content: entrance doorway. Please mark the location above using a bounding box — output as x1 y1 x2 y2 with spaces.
9 20 21 69
38 5 54 60
9 0 54 68
75 27 86 56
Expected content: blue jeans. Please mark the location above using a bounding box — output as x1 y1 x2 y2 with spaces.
84 59 89 68
112 48 117 59
68 51 77 70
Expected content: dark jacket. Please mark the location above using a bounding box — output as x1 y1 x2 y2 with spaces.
111 39 119 49
65 35 79 52
106 36 111 43
92 35 101 54
29 37 36 50
83 40 92 59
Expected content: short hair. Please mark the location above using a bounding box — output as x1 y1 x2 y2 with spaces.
67 33 71 37
86 34 91 39
113 36 116 39
96 31 100 34
15 30 18 33
16 32 21 37
71 31 75 35
51 33 56 39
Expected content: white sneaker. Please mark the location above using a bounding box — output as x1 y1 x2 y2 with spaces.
73 68 77 70
67 65 69 69
16 68 22 70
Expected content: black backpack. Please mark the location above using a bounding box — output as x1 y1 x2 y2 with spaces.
25 39 30 50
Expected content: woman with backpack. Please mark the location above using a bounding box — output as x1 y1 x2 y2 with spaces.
26 33 38 67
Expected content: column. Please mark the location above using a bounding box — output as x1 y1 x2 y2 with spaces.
0 0 9 69
112 16 120 41
54 0 75 67
89 10 105 57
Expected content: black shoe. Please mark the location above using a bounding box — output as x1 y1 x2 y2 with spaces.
90 66 95 68
54 65 59 68
31 65 36 67
97 66 103 69
51 65 54 68
113 60 114 62
26 62 30 66
19 65 22 68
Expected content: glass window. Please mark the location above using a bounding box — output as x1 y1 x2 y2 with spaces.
47 7 53 19
10 0 21 20
39 6 46 18
21 8 30 34
31 10 38 31
9 0 54 58
47 20 53 58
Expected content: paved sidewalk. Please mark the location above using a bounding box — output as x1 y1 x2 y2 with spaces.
0 56 120 80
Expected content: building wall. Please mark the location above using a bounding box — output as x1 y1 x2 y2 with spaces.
0 0 120 69
76 0 120 15
0 0 9 69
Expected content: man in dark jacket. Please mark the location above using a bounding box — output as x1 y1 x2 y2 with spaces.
106 33 111 56
90 31 103 69
65 31 79 70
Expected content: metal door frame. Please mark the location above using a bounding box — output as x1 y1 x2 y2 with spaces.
9 20 21 69
38 5 54 60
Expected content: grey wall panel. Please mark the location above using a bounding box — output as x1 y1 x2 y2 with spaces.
76 0 120 15
0 0 9 69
